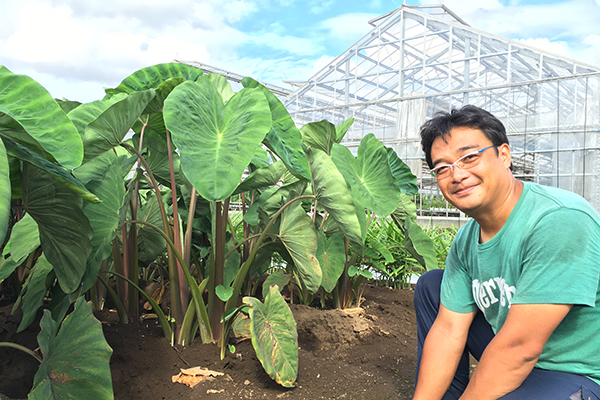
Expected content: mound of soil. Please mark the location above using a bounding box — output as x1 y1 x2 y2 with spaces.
0 284 418 400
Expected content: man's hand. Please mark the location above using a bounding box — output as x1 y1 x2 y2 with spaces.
460 303 572 400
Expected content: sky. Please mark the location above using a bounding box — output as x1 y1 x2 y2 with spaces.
1 0 599 103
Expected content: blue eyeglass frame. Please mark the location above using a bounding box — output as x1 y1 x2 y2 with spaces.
430 145 496 178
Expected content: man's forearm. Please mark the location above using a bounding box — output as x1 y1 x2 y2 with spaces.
413 322 467 400
458 338 538 400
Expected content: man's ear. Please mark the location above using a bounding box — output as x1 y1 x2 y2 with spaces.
498 143 512 169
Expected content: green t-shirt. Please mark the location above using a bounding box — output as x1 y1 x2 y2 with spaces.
441 182 600 384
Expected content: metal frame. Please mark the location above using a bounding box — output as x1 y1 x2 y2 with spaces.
284 6 600 214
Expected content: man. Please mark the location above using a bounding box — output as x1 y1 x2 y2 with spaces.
412 105 600 400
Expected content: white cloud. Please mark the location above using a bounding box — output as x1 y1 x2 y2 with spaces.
1 0 599 104
516 38 571 58
574 34 600 67
0 0 260 101
320 13 379 41
313 55 336 74
310 0 335 14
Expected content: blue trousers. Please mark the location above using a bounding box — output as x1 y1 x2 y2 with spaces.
414 269 600 400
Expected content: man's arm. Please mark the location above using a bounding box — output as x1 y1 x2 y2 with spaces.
460 303 572 400
413 304 477 400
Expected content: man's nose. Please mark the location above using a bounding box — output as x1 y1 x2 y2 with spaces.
450 164 469 181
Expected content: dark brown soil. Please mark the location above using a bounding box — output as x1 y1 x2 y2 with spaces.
0 284 418 400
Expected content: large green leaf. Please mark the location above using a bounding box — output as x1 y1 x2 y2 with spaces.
244 186 279 226
335 118 355 142
242 78 310 181
391 193 418 222
250 144 271 168
29 297 113 399
0 139 9 246
67 94 127 137
390 195 436 270
143 77 185 114
131 112 168 140
74 151 127 293
234 160 286 195
21 163 93 294
306 147 364 254
17 254 54 332
8 154 21 199
316 231 345 293
105 62 204 98
403 217 438 271
300 120 337 155
136 190 166 264
262 270 290 299
0 213 40 282
244 180 307 229
243 287 298 388
3 137 100 204
386 147 418 195
132 128 180 186
278 201 321 294
208 73 235 103
54 98 81 114
164 78 271 201
81 90 155 163
0 66 83 169
331 134 400 217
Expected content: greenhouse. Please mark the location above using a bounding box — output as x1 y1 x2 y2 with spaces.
283 5 600 224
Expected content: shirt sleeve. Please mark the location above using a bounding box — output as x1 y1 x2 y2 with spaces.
440 227 480 314
512 208 600 307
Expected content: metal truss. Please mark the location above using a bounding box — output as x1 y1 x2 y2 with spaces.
284 5 599 124
284 5 600 212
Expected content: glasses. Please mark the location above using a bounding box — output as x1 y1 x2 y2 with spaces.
430 145 496 179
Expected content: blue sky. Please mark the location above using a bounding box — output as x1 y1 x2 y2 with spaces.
0 0 599 103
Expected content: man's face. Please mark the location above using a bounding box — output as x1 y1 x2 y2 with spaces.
430 126 511 216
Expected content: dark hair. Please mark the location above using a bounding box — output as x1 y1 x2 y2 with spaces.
420 105 509 169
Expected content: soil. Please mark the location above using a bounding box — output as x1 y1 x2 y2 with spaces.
0 283 418 400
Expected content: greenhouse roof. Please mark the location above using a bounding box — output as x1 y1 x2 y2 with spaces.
283 5 600 113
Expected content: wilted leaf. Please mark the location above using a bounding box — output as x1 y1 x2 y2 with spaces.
243 287 298 388
172 366 224 388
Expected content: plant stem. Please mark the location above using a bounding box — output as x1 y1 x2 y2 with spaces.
97 274 128 325
0 342 42 363
101 271 173 340
166 129 187 319
120 143 183 333
123 219 213 344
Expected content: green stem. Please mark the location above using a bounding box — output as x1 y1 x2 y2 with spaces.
223 233 273 261
120 142 182 328
97 274 128 325
0 342 42 363
223 195 315 317
123 219 213 344
101 271 173 341
166 129 187 321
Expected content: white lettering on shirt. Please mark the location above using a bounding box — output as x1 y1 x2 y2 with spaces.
472 278 515 312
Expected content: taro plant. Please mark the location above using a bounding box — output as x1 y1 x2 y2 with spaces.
292 120 437 309
0 61 438 395
0 66 115 398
